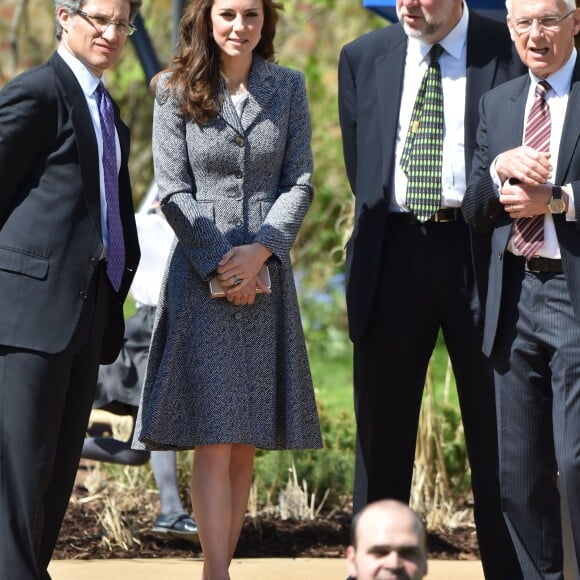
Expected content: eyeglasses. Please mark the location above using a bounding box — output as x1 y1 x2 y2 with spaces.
512 10 574 34
74 9 136 36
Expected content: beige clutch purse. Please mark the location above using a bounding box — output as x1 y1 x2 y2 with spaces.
209 265 271 298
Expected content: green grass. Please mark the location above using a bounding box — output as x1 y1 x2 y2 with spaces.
309 351 353 417
308 332 458 417
123 298 137 319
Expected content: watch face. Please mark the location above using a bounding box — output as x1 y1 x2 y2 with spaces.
549 199 566 214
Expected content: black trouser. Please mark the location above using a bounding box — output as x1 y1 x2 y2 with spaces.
0 265 112 580
353 215 522 580
493 260 580 579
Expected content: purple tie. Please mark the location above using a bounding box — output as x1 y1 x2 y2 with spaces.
96 82 125 291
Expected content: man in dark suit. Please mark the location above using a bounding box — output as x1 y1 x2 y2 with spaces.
462 0 580 575
0 0 140 577
338 1 524 577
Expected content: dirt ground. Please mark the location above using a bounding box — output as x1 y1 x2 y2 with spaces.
53 465 480 562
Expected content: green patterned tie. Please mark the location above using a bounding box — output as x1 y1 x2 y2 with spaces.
400 44 444 222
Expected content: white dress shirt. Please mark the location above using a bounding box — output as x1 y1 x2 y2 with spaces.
392 4 469 212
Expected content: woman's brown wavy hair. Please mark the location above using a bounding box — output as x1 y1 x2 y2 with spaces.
166 0 282 124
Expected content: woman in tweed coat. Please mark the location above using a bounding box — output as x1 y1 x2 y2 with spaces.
133 0 322 577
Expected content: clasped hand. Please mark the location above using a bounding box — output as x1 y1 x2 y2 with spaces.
496 146 552 219
216 243 272 305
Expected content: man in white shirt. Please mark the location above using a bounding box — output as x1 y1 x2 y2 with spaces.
0 0 140 577
463 0 580 575
338 1 524 577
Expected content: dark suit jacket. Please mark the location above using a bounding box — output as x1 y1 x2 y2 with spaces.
0 52 140 363
462 60 580 357
338 11 524 343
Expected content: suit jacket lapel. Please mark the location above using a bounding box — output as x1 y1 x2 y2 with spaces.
507 76 529 149
375 27 407 193
48 52 103 240
556 60 580 184
496 76 529 243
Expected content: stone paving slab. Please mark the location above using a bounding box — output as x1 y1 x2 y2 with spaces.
49 557 485 579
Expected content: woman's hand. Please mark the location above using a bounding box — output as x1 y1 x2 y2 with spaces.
217 243 272 305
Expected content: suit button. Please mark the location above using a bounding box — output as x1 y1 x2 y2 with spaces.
234 136 245 147
234 191 243 201
89 257 99 269
234 218 242 227
234 169 243 179
79 290 88 301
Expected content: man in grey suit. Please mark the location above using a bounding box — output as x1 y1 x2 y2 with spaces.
463 0 580 575
0 0 140 577
338 0 524 577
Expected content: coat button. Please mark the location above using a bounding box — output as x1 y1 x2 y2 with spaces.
234 136 245 147
234 218 242 227
234 169 244 179
234 312 242 320
89 257 99 269
234 191 243 201
79 290 88 300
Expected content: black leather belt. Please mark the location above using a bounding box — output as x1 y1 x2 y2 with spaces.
387 208 458 224
525 256 563 273
431 208 458 222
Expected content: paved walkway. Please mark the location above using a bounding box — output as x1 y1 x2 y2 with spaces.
49 557 484 579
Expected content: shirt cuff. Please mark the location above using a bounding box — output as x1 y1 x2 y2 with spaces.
564 183 576 220
490 156 503 196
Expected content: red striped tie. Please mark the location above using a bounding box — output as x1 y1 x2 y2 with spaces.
512 81 551 259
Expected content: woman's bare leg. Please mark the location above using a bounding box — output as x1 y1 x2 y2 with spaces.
191 443 255 580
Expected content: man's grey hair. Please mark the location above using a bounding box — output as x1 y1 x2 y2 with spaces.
505 0 577 16
55 0 142 40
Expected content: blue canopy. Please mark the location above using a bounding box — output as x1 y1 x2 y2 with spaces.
364 0 507 22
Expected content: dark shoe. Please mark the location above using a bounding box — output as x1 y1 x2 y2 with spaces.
151 513 199 542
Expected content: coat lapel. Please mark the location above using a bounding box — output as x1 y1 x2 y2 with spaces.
508 76 529 149
48 52 103 240
218 55 276 136
374 27 407 192
497 76 529 244
242 55 275 131
556 60 580 184
219 83 244 135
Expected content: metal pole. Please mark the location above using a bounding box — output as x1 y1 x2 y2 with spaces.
172 0 187 53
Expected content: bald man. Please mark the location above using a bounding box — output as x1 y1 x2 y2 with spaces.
346 499 427 580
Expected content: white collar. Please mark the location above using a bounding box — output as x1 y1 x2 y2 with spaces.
529 48 577 98
57 44 103 98
407 2 469 65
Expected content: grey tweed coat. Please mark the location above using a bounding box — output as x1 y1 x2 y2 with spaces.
133 55 322 451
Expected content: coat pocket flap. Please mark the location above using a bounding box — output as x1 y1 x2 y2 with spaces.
0 246 49 279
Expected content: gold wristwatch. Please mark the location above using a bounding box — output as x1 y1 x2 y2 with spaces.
548 185 566 214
